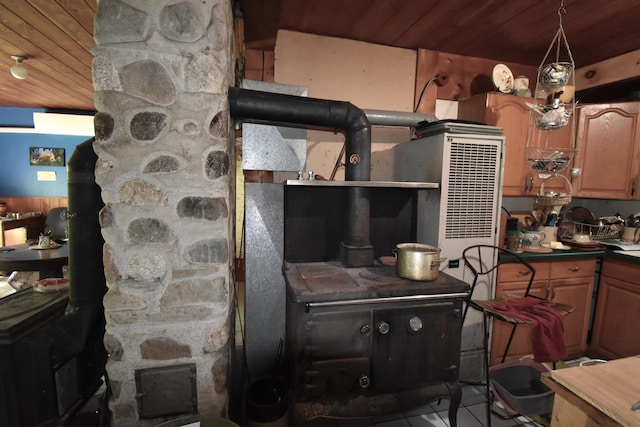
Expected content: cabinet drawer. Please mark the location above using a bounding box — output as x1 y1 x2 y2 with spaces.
499 261 550 282
550 258 596 278
601 258 640 283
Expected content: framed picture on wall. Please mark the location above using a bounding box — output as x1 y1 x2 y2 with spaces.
29 147 65 166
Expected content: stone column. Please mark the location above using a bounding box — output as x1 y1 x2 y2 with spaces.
93 1 234 425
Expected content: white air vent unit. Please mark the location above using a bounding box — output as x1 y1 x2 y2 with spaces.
444 141 500 239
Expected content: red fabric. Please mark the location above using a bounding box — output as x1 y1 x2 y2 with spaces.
491 296 567 363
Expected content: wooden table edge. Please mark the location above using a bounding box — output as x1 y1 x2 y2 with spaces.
541 372 622 427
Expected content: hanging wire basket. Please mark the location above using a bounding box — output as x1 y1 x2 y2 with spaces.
526 147 574 173
526 1 577 173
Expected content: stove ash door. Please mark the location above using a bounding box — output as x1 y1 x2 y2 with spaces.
299 310 372 398
372 301 462 390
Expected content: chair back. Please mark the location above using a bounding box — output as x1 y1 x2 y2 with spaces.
462 244 536 307
44 207 68 240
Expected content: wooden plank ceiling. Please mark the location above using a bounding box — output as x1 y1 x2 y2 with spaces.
1 0 639 112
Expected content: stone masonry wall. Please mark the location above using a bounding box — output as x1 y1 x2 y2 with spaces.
93 1 234 425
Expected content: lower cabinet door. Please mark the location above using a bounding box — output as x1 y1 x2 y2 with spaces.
591 270 640 359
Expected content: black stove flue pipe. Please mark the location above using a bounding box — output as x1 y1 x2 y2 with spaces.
228 87 374 267
54 137 106 352
67 137 106 308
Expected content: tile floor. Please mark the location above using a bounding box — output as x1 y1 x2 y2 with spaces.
300 383 545 427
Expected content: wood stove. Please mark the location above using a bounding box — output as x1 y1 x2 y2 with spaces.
283 182 469 426
285 261 468 425
229 87 470 425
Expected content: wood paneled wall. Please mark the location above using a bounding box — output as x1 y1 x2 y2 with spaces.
0 197 68 215
415 49 538 115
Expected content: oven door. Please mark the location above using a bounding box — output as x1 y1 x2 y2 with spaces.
372 300 462 391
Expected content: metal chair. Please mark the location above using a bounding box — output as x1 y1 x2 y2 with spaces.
461 244 573 427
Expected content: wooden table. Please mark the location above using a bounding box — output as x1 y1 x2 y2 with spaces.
0 243 68 279
541 356 640 427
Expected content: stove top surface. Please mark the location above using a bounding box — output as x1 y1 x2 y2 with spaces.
284 261 469 303
0 287 69 342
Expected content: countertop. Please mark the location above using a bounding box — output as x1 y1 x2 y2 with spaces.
503 245 640 265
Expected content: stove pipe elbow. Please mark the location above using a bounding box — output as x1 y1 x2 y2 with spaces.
228 87 374 266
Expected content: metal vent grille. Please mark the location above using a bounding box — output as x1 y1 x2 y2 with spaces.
445 141 500 239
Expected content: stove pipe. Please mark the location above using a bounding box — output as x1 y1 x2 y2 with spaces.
67 137 106 309
228 87 374 267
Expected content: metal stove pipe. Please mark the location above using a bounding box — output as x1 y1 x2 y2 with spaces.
48 137 106 362
67 137 106 309
228 87 374 267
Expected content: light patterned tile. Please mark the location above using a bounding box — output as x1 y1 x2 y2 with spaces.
406 412 449 427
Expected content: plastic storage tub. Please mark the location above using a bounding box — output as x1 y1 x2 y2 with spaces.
489 359 554 416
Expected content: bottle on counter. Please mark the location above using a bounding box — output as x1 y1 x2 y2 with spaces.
557 214 572 240
507 230 523 253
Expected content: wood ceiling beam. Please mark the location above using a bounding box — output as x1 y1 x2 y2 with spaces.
576 49 640 91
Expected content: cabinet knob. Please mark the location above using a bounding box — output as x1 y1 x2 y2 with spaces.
569 266 581 272
518 270 532 276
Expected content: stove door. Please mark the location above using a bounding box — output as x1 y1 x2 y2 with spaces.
300 310 372 398
372 300 462 391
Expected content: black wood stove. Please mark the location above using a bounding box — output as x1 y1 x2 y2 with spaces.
285 261 468 425
229 87 470 425
283 183 470 426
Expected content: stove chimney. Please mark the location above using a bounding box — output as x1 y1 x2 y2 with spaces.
228 87 374 267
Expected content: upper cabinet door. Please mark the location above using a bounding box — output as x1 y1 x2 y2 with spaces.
458 93 573 197
573 103 640 200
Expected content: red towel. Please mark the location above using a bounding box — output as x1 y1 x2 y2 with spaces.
491 296 567 363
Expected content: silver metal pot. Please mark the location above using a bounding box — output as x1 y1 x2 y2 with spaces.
393 243 446 281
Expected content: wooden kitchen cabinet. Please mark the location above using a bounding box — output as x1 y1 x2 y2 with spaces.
590 258 640 359
573 102 640 199
458 93 573 197
490 257 596 366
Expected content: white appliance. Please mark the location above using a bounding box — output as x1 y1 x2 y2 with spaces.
394 128 505 381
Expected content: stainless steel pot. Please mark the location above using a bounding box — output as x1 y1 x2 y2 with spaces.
393 243 446 281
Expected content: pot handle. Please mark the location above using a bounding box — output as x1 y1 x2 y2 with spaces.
431 257 447 270
391 248 398 258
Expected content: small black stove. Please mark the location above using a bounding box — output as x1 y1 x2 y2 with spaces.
284 261 469 425
0 288 105 427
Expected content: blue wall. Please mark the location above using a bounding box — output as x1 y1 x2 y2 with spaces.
1 107 89 197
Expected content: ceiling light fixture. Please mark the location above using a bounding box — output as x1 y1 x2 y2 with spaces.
10 55 28 80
